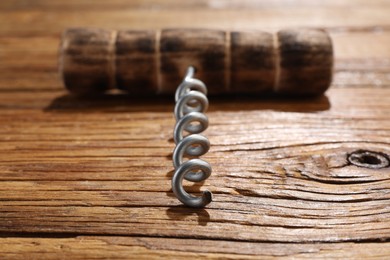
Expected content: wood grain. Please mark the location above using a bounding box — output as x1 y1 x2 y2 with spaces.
1 0 390 258
1 237 390 259
0 88 389 244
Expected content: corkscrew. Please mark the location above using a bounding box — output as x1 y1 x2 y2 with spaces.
172 66 212 208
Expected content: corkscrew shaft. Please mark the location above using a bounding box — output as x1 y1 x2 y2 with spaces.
171 66 212 208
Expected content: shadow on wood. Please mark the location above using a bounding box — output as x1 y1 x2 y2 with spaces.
166 206 211 226
45 93 331 113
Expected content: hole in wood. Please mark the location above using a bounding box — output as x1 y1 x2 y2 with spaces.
348 150 390 169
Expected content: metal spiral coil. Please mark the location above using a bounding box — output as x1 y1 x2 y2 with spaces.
172 66 212 208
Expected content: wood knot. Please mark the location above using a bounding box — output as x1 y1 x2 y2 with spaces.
348 150 389 169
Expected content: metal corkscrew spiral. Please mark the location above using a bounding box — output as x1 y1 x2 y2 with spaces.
172 66 213 208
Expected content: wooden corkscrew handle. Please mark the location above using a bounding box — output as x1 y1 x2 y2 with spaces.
59 28 333 96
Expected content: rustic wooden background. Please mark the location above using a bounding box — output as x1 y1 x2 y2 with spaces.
1 0 390 259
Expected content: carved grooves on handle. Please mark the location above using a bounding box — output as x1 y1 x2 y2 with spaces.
60 28 333 96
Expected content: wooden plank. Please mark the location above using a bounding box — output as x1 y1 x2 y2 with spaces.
1 31 390 92
1 8 390 37
1 0 390 11
0 88 389 242
0 237 390 259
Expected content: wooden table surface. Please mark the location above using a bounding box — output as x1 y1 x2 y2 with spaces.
1 0 390 259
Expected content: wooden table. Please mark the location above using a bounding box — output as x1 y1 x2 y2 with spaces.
1 1 390 259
